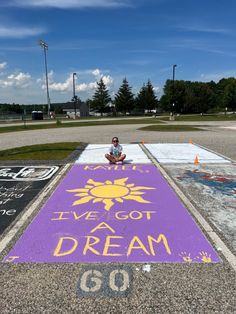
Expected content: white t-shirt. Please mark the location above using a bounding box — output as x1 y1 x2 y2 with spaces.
109 144 123 157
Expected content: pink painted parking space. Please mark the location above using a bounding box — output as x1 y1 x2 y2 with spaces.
4 163 220 263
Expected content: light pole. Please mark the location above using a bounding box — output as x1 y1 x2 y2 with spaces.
172 64 177 113
39 40 51 117
72 72 77 118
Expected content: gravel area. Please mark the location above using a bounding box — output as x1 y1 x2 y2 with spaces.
0 263 235 314
0 120 235 314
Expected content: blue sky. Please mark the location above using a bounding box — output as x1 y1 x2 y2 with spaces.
0 0 235 104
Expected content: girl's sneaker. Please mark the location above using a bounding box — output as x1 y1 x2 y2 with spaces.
115 161 123 165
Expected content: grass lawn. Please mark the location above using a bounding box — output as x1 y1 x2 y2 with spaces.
160 114 236 121
138 125 203 132
0 142 80 160
0 118 164 134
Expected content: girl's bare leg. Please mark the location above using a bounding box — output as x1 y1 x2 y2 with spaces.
117 154 126 162
105 154 116 164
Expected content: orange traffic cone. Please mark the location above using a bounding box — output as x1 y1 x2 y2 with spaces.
194 155 199 165
189 138 193 144
141 139 145 144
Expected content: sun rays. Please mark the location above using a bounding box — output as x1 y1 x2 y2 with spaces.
67 177 155 211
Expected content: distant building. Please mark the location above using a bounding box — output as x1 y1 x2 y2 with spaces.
52 101 89 118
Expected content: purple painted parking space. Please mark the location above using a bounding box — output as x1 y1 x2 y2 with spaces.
4 164 220 263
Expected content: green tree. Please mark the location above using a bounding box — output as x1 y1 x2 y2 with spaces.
184 83 195 113
219 78 236 111
145 80 158 112
92 79 111 116
135 80 158 114
159 80 172 112
193 83 215 113
160 79 216 114
172 80 186 113
135 84 146 114
114 78 135 114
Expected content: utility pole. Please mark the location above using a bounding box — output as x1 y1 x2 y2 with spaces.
39 40 51 117
172 64 177 113
72 72 77 119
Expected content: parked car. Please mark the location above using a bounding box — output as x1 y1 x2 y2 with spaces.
66 111 80 118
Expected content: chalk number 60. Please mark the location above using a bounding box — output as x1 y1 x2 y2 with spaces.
80 269 130 293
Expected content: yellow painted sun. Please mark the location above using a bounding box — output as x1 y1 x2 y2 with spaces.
67 177 155 211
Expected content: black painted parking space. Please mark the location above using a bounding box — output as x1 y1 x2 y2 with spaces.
0 166 59 234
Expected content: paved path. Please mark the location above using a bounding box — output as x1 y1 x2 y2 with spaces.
0 123 235 314
1 121 236 160
0 116 154 127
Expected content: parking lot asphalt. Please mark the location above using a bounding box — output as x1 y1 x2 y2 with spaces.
0 121 235 314
1 120 236 160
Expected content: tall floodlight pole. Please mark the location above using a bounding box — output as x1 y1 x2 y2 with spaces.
172 64 177 112
39 40 51 117
72 72 77 118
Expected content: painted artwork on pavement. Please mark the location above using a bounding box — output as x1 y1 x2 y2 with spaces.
177 169 236 196
144 143 230 164
4 164 220 263
171 164 236 250
0 166 59 181
0 166 59 234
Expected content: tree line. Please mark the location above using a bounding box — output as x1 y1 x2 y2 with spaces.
160 77 236 114
89 78 158 116
0 103 65 115
89 77 236 115
1 77 236 115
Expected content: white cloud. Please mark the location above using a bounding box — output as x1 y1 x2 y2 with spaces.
47 74 71 92
0 25 46 38
36 78 42 84
77 75 113 92
0 72 32 88
92 69 101 77
43 69 113 92
47 70 54 83
0 62 7 70
77 82 97 92
102 74 113 86
178 25 230 34
153 86 161 94
6 0 131 9
0 67 114 103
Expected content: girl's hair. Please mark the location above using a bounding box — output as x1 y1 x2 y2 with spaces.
112 137 119 142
